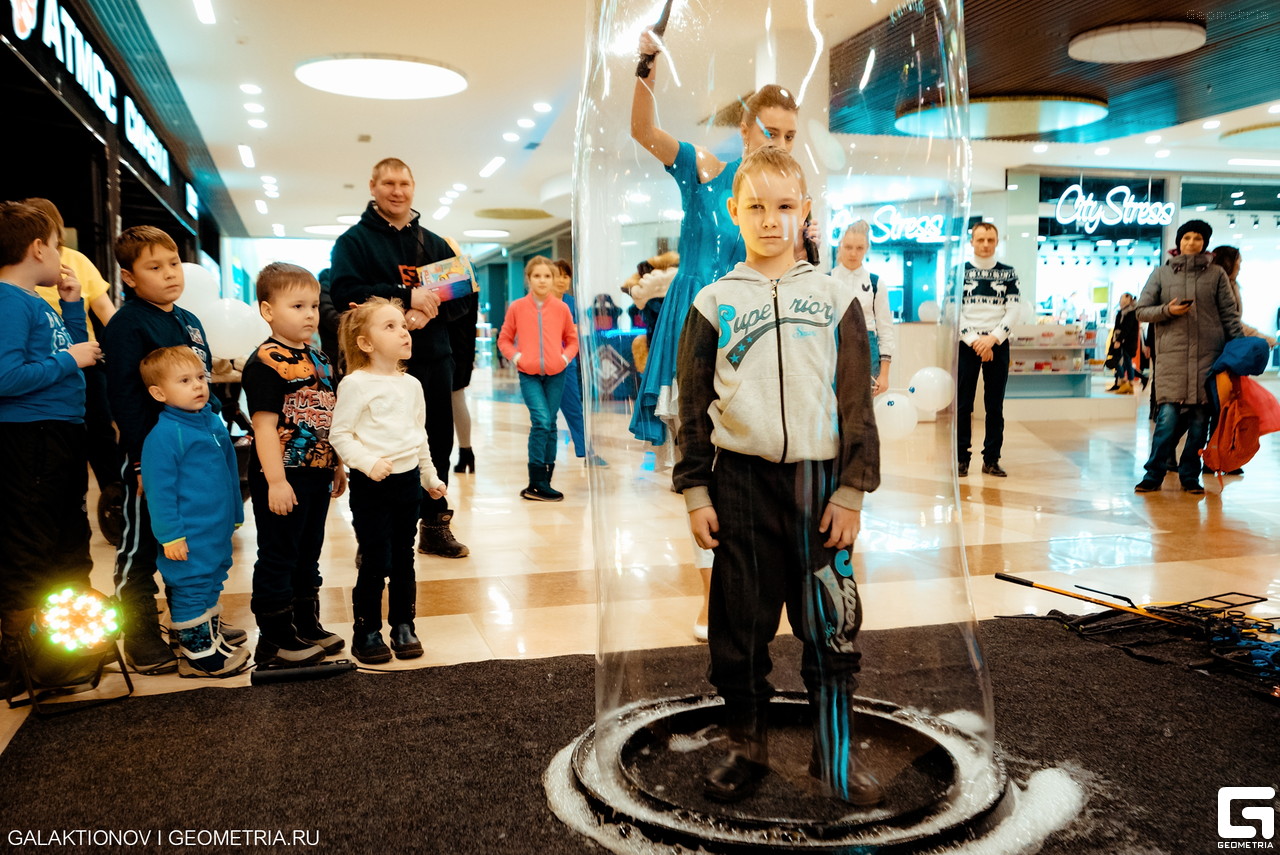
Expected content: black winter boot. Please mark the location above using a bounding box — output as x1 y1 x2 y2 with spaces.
389 623 424 659
417 511 470 558
520 464 563 502
704 722 769 803
351 619 392 664
123 597 178 674
292 589 344 654
253 601 326 668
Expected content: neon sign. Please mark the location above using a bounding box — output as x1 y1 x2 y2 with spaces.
1055 184 1174 234
829 205 947 245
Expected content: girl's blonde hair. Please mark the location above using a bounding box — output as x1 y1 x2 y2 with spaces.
339 296 405 373
525 255 556 284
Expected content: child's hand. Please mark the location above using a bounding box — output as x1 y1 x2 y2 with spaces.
163 540 189 561
819 504 861 550
330 466 347 499
872 374 888 396
426 483 447 500
369 458 393 481
57 265 82 302
268 479 297 515
68 341 102 368
689 506 720 549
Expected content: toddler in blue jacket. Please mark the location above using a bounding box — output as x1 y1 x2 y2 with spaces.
140 346 249 678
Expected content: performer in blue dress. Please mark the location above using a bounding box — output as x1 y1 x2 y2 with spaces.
627 27 803 641
627 27 801 447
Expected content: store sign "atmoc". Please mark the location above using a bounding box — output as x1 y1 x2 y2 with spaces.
1054 183 1175 234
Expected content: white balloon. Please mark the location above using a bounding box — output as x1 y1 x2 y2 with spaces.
873 392 918 441
908 366 955 413
180 263 221 316
202 298 271 362
917 300 941 323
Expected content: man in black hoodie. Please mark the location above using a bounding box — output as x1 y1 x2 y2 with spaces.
330 158 469 558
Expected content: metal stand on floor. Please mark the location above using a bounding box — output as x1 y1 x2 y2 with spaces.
5 633 135 719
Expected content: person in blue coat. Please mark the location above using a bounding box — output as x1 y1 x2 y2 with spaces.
140 346 249 678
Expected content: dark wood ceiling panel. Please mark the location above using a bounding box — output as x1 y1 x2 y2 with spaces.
831 0 1280 141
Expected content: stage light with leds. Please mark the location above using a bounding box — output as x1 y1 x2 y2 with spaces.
40 588 120 654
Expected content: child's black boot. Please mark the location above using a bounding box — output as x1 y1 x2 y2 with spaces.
292 588 345 654
253 601 326 668
351 618 392 664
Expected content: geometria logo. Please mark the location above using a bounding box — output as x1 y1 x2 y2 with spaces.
1219 787 1276 850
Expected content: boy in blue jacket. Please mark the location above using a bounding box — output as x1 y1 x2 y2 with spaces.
0 202 101 673
674 148 882 806
140 347 249 678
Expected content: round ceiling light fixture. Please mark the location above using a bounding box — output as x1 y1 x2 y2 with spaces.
463 229 511 238
304 224 351 236
1068 21 1206 64
1220 123 1280 149
295 54 467 100
895 96 1108 139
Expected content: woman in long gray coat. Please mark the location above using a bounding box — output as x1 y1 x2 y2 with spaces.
1133 220 1243 495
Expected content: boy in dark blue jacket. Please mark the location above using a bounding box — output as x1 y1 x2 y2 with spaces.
139 347 249 678
101 226 234 674
0 202 101 671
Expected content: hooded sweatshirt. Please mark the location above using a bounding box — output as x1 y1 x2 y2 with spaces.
673 261 880 513
330 202 458 364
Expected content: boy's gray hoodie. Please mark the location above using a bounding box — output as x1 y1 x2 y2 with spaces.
674 261 880 513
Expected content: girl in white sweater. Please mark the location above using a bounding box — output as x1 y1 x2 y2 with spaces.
330 297 446 664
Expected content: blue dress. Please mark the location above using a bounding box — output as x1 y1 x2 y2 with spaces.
628 142 744 445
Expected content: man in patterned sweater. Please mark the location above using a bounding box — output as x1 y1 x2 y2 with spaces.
957 222 1020 478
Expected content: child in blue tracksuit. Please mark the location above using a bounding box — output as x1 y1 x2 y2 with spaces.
140 346 249 678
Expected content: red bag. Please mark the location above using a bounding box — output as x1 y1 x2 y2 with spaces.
1202 374 1261 475
1239 376 1280 436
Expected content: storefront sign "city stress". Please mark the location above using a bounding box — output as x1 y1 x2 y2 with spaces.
1054 184 1174 234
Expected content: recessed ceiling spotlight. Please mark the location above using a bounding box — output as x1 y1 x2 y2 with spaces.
438 196 452 205
445 190 459 199
240 83 261 95
1203 119 1221 130
1270 104 1280 114
1094 146 1110 155
1145 135 1161 144
248 119 267 129
271 223 285 236
432 207 451 221
1234 199 1247 206
478 157 506 178
503 132 520 142
1196 205 1207 212
261 175 277 184
255 200 268 214
304 224 349 236
193 0 215 25
244 103 265 113
264 190 279 198
1068 21 1205 63
295 54 467 100
238 145 255 168
532 102 552 113
1231 191 1244 198
452 183 467 192
1032 143 1049 153
464 229 511 238
517 118 535 129
1155 149 1170 158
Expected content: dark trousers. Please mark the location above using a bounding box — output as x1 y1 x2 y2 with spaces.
0 421 92 612
348 468 421 628
405 356 453 521
248 467 333 611
707 452 863 728
83 365 123 490
113 454 161 606
957 339 1010 465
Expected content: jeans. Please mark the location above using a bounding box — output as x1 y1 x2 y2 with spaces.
519 372 567 467
956 340 1010 465
1143 402 1211 486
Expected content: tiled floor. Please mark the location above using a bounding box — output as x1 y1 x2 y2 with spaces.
3 367 1278 749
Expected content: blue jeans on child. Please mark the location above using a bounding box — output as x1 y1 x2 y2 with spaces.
1142 402 1211 487
519 372 568 466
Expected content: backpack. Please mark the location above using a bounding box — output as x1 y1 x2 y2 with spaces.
1201 372 1261 476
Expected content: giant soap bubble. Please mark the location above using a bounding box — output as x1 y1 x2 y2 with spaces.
549 1 1010 851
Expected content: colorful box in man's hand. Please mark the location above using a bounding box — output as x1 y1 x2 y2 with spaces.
417 255 477 301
